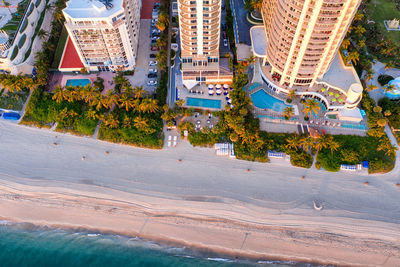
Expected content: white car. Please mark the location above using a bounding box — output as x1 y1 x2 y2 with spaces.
151 36 160 41
148 68 158 73
147 80 158 86
223 39 228 47
149 61 158 66
152 29 161 33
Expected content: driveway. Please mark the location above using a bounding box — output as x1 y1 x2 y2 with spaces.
230 0 252 45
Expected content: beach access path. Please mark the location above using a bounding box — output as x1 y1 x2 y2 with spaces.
0 121 399 266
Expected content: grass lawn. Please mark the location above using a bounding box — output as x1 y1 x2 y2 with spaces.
51 26 68 69
368 0 400 45
0 88 30 111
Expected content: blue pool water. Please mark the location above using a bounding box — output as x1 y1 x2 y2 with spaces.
187 97 222 109
66 78 91 87
341 123 367 130
251 89 290 112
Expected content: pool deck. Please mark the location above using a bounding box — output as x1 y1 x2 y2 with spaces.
180 84 229 110
48 72 116 93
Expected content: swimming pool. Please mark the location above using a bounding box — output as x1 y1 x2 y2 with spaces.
251 89 290 112
186 97 222 109
66 79 91 87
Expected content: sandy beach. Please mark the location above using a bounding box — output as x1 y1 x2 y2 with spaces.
0 121 399 266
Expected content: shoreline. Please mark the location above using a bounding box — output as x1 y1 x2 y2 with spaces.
0 181 399 267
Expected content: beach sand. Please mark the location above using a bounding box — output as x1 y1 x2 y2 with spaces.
0 122 399 266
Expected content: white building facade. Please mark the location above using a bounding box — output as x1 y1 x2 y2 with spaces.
63 0 141 72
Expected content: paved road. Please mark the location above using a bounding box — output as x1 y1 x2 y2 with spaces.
230 0 252 45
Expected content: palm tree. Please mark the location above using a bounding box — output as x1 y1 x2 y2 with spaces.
302 98 320 118
139 98 159 113
377 118 388 127
283 106 294 120
37 29 49 40
341 38 350 50
52 86 65 103
118 93 134 111
133 86 147 99
299 136 315 152
285 134 300 151
133 116 149 131
288 90 296 101
366 84 378 91
357 40 365 48
104 114 119 128
364 69 374 81
251 0 263 12
354 25 366 36
377 139 397 157
384 61 394 71
383 83 396 93
345 51 360 65
315 134 339 154
105 91 119 108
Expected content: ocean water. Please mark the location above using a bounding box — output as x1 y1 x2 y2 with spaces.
0 222 323 267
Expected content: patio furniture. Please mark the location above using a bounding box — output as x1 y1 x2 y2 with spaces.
168 136 172 141
332 98 336 102
207 120 210 124
338 98 343 102
208 89 214 96
321 88 326 92
216 89 222 95
196 120 201 124
227 99 232 104
173 136 177 141
329 92 334 96
335 93 340 98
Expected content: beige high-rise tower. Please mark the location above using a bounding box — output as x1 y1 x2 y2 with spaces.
178 0 232 87
262 0 362 88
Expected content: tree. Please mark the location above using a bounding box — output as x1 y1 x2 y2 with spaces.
357 40 365 48
133 116 149 131
118 93 134 111
302 98 320 117
283 106 294 120
354 25 366 36
341 38 350 50
139 98 159 113
288 90 296 101
133 86 147 99
251 0 262 12
175 99 185 108
285 134 300 151
345 51 359 65
103 114 119 128
52 85 65 103
105 90 119 108
377 118 388 127
383 83 396 93
384 61 394 71
366 84 378 91
373 106 382 113
299 136 315 152
156 11 169 31
377 139 397 157
315 134 339 154
364 69 374 81
161 109 177 121
37 29 49 40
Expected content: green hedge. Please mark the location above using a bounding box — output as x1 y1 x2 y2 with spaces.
18 34 27 48
26 4 35 17
19 18 28 33
10 46 19 61
289 150 313 168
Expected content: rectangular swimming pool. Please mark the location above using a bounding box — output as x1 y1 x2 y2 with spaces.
66 79 91 87
186 97 221 109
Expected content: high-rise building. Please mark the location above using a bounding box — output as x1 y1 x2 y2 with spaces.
178 0 232 87
63 0 141 72
250 0 363 111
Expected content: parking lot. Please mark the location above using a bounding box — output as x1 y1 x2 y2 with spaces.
128 2 160 93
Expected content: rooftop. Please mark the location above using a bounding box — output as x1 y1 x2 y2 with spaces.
250 26 267 57
63 0 123 19
59 38 84 69
320 53 361 93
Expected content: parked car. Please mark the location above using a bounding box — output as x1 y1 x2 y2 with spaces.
151 36 160 41
223 39 228 47
223 31 227 39
149 54 156 58
149 61 158 66
148 73 157 78
147 80 158 86
151 39 157 44
152 33 161 38
152 29 161 33
152 19 158 24
150 46 160 51
148 68 158 73
222 23 226 30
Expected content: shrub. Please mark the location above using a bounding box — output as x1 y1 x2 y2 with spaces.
10 46 18 61
18 34 27 48
377 75 394 86
19 18 28 33
289 150 313 168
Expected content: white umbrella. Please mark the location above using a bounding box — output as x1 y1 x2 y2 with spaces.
227 99 232 104
215 84 222 89
208 90 214 95
223 84 229 89
216 89 222 95
208 84 214 89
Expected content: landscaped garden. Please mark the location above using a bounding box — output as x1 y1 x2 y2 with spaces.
0 87 30 111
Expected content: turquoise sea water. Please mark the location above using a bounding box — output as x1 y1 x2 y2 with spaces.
0 222 325 267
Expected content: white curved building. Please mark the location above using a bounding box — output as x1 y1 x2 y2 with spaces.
250 0 363 111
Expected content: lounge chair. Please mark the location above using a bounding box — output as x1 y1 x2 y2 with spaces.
168 141 171 147
168 136 172 141
173 136 177 141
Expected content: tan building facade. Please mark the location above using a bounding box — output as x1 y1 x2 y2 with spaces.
262 0 361 88
63 0 141 72
178 0 232 87
250 0 363 111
